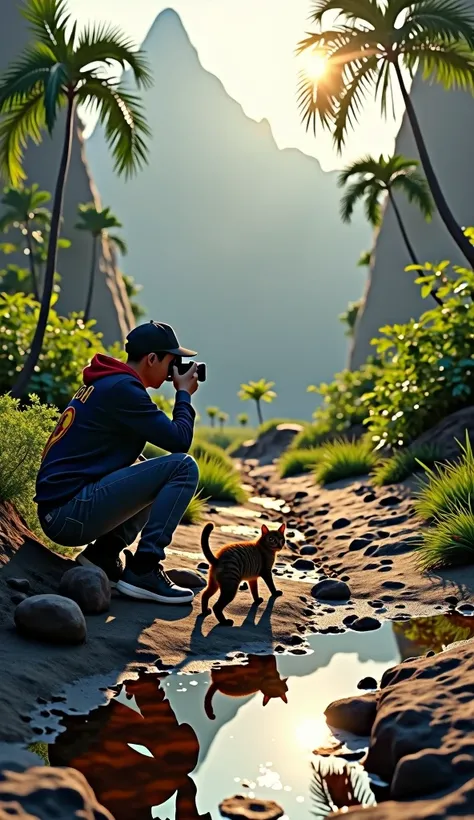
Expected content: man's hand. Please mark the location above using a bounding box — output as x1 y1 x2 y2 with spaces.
173 363 199 396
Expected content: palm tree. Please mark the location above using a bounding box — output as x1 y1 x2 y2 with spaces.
122 274 146 322
237 413 249 427
75 203 127 322
0 184 51 299
206 406 219 427
0 0 151 399
238 379 277 425
358 250 372 269
296 0 474 268
218 411 229 430
339 154 441 305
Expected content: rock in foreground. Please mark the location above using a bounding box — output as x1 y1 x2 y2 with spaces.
219 794 284 819
325 694 377 736
59 566 110 614
0 765 114 819
14 594 86 644
166 568 207 589
312 579 351 602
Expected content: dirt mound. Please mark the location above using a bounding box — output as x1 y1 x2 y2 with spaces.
233 424 304 465
410 407 474 459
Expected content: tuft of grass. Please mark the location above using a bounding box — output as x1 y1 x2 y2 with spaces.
191 439 234 470
314 438 378 486
0 395 59 540
278 448 324 478
416 502 474 572
371 444 444 487
290 422 332 452
182 492 208 525
414 434 473 522
195 426 252 452
196 453 248 503
27 742 50 765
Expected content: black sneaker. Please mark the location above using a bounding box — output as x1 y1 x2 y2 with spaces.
76 545 124 588
116 564 194 604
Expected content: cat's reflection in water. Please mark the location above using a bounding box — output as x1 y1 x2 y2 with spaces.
204 654 289 719
48 672 211 820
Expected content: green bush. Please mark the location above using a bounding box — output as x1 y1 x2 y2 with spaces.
314 438 379 485
278 448 323 478
0 292 124 409
196 453 247 503
416 502 474 571
0 394 58 537
308 361 381 437
190 439 234 470
371 444 444 486
414 434 472 522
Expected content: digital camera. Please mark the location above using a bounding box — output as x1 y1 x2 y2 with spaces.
166 359 207 383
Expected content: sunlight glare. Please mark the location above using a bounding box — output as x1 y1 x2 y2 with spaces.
300 50 328 83
295 716 333 752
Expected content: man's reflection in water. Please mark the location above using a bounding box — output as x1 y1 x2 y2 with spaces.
48 672 211 820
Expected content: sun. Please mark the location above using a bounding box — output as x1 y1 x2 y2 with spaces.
295 716 334 752
300 50 329 82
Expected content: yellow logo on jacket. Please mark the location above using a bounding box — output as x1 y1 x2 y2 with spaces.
42 406 76 461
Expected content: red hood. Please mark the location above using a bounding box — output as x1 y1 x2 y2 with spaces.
83 354 144 386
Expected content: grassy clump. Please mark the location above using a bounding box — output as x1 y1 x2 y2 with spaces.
0 395 59 538
191 439 234 470
278 448 323 478
182 492 208 525
371 444 444 486
196 453 248 503
290 422 332 452
314 438 378 486
195 425 251 452
27 741 50 765
414 435 473 522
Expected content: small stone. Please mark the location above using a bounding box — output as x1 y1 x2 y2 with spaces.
312 579 351 602
6 578 31 593
379 495 402 507
294 490 308 499
343 614 358 626
382 581 404 590
292 558 316 571
197 562 209 572
59 566 110 614
363 493 376 503
290 634 305 645
369 600 383 609
219 795 284 819
11 592 28 605
300 545 317 556
325 694 377 735
240 582 249 591
14 594 86 644
445 595 459 606
349 538 371 552
456 603 474 614
332 518 351 530
350 616 381 632
305 527 319 537
357 676 378 690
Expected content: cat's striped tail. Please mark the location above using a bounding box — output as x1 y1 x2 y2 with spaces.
201 522 218 566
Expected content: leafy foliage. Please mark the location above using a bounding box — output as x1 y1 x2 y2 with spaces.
191 439 234 471
239 378 277 424
371 444 444 486
309 361 380 435
0 394 58 536
0 291 116 408
75 202 127 254
339 298 363 338
290 422 333 451
314 438 379 485
218 411 229 428
196 453 248 503
278 448 323 478
237 413 249 426
310 755 376 818
122 273 146 321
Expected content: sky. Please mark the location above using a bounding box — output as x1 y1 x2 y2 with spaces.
68 0 405 172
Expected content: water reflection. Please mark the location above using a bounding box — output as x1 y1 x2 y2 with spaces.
42 614 469 820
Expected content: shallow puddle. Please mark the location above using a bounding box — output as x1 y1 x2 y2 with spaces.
249 496 291 514
33 614 474 820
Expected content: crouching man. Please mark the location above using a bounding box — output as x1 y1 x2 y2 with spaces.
35 320 200 605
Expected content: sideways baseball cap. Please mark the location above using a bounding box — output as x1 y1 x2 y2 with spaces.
125 321 197 358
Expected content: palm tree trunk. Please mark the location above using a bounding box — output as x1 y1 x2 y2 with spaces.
84 235 98 322
256 399 263 425
394 62 474 269
388 189 443 307
24 222 40 301
11 97 76 399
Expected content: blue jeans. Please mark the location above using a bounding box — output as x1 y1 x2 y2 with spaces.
38 454 199 562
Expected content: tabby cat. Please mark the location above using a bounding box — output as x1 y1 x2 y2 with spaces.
204 654 289 719
200 521 286 626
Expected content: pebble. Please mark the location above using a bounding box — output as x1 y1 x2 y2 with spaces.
59 566 110 614
349 538 371 552
6 578 30 593
445 595 459 607
14 594 87 644
379 495 402 507
219 795 284 820
357 676 378 690
292 558 316 571
10 592 28 605
332 518 351 530
350 616 381 632
363 493 376 503
300 545 318 555
312 579 351 602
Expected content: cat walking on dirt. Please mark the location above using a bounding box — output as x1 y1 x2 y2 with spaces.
200 522 286 626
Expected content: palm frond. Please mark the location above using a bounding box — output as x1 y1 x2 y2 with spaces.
107 234 128 255
310 0 385 30
21 0 70 48
391 169 434 219
43 63 68 132
338 154 385 185
73 24 152 88
0 45 56 111
339 178 374 223
405 38 474 92
78 80 150 177
399 0 474 49
0 90 46 186
332 55 379 150
365 185 383 225
310 756 376 818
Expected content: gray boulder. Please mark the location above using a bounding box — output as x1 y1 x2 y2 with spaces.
59 566 110 614
14 594 86 644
